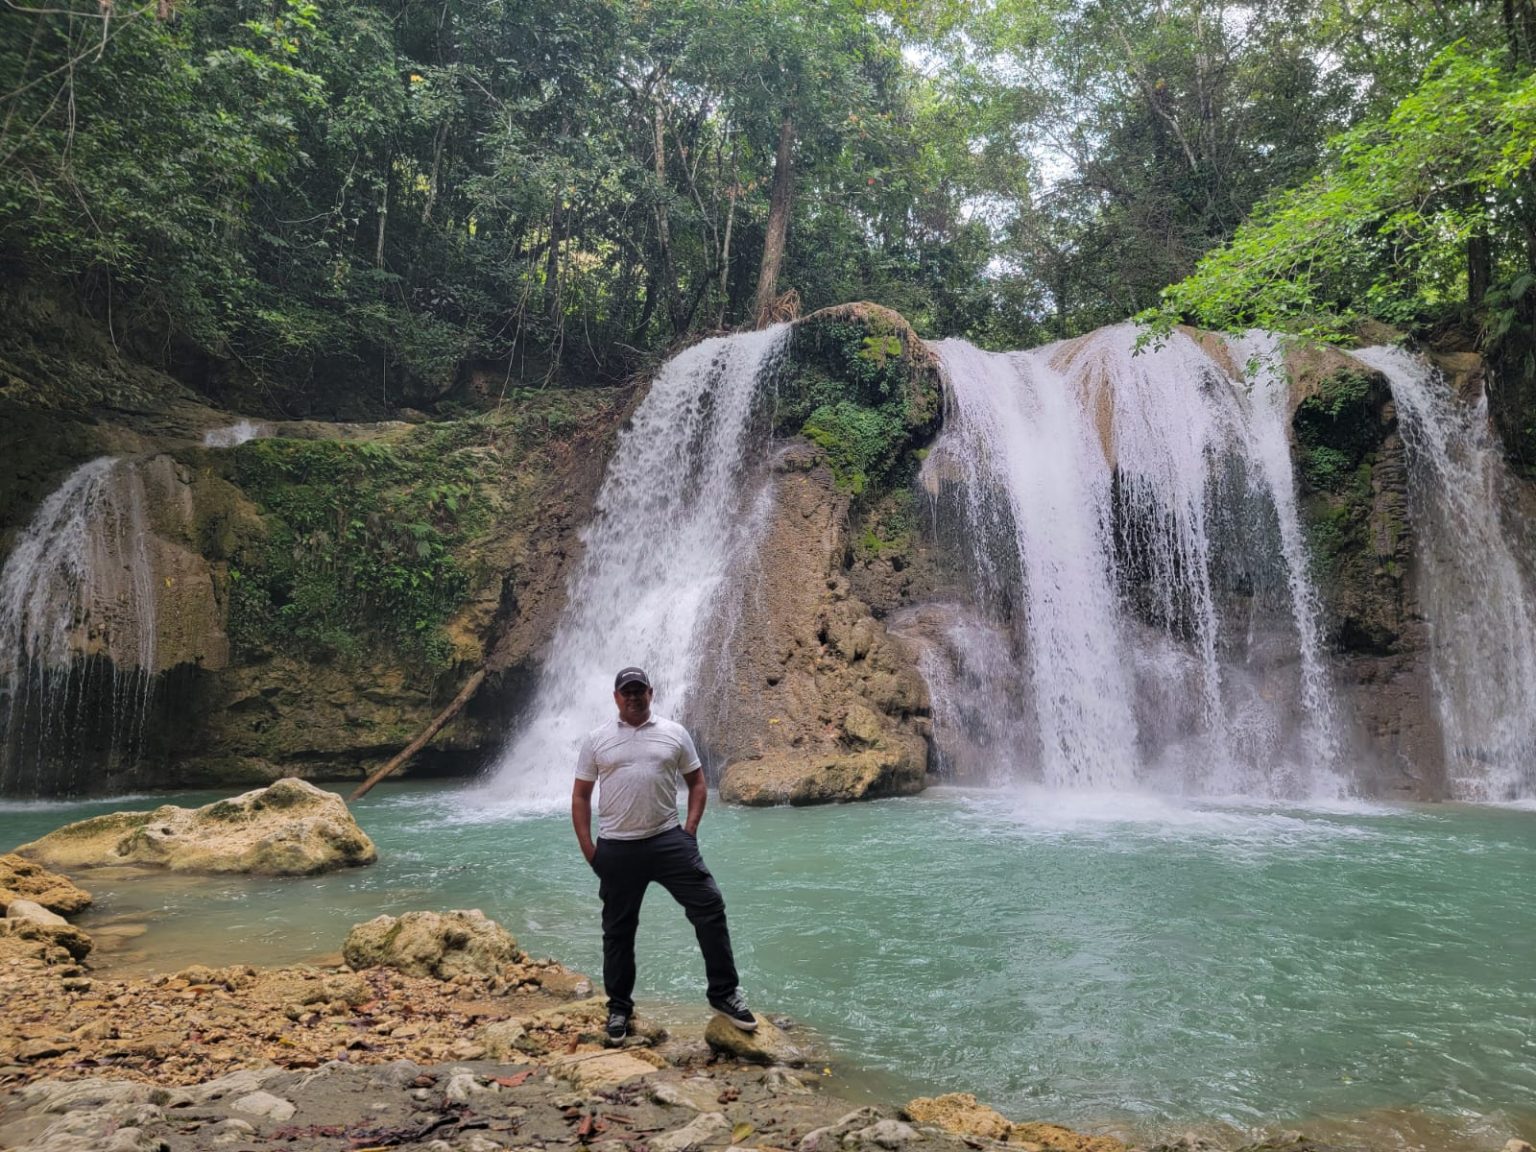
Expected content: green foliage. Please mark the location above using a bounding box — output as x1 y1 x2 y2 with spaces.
802 402 907 495
1293 370 1384 492
227 435 482 670
1154 46 1536 339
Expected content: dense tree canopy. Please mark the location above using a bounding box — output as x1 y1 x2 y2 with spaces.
2 0 1533 412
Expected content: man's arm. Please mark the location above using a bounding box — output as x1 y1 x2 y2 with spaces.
682 768 706 835
572 778 598 863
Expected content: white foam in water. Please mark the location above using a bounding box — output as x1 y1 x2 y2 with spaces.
927 327 1342 798
1353 346 1536 800
202 420 269 448
484 327 789 809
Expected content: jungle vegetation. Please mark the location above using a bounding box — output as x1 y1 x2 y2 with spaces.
2 0 1533 413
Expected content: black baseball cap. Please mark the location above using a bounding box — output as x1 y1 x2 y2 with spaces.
615 667 652 691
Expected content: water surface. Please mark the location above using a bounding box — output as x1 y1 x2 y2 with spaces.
3 784 1533 1150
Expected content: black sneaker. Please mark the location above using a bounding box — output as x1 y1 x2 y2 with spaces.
605 1011 630 1041
708 990 758 1032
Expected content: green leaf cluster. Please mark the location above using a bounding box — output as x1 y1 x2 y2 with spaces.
1153 46 1536 340
227 435 483 670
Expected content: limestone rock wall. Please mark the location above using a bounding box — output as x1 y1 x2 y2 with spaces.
701 444 932 805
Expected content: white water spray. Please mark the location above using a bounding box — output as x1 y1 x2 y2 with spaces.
202 420 270 447
487 327 788 806
1353 346 1536 799
1230 331 1341 776
926 327 1340 797
0 458 159 794
930 339 1138 789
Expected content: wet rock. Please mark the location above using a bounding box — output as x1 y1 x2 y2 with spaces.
15 779 377 876
6 900 68 926
342 909 519 980
704 1013 813 1065
903 1094 1012 1141
0 917 92 961
720 748 925 806
0 855 91 915
230 1090 296 1121
649 1111 731 1152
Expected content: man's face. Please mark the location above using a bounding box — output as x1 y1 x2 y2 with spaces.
615 684 652 725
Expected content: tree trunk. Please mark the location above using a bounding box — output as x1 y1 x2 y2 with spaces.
375 170 390 268
718 135 739 328
752 114 795 328
349 669 487 801
653 98 681 333
1469 229 1492 310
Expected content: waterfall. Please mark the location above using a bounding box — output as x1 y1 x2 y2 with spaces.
202 420 270 447
1353 347 1536 800
487 327 789 804
0 457 159 795
925 326 1340 797
1231 332 1340 771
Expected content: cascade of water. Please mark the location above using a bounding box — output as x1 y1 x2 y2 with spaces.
1229 331 1341 777
889 602 1030 785
1353 346 1536 799
487 327 789 805
0 457 159 794
927 327 1339 796
202 420 270 447
929 338 1139 789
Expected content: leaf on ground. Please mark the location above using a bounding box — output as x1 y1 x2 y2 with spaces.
732 1122 755 1143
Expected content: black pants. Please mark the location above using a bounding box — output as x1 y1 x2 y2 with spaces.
592 824 739 1015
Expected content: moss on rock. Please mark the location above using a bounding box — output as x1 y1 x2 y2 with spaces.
1291 367 1412 653
778 304 942 499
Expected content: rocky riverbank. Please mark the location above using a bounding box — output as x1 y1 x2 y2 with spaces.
0 864 1385 1152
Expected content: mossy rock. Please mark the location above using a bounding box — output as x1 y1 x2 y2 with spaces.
1291 366 1411 653
1293 368 1389 492
778 304 942 499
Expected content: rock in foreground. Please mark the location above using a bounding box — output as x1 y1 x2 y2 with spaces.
703 1012 815 1065
13 778 377 876
343 908 519 980
0 854 92 915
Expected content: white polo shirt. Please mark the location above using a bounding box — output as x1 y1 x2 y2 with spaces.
575 714 703 840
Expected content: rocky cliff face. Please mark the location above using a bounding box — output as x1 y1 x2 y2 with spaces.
692 304 950 804
1284 345 1445 795
0 288 631 795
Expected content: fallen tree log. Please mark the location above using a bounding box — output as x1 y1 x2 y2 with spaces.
350 669 487 801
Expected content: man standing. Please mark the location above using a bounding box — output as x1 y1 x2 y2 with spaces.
571 666 757 1041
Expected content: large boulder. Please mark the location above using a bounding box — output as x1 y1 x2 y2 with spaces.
13 778 377 876
720 747 924 807
342 909 519 981
0 853 91 914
